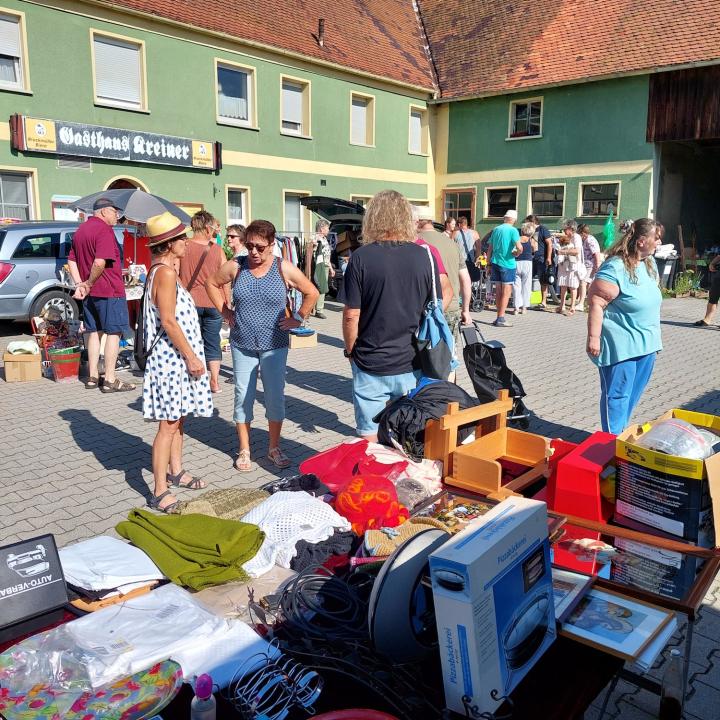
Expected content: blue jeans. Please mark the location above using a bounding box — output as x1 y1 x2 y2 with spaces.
231 346 288 423
196 306 223 362
599 353 656 434
351 363 419 436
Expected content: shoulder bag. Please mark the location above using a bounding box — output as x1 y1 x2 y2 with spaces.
134 264 167 372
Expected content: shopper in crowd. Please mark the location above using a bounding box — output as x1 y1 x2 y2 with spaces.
443 217 456 238
226 224 246 258
343 190 440 441
415 207 472 347
586 218 662 434
141 212 212 513
68 197 136 393
575 223 602 311
487 209 522 326
526 214 555 310
693 252 720 327
311 219 335 319
453 215 480 283
555 219 583 315
206 220 318 471
179 211 227 394
511 221 536 315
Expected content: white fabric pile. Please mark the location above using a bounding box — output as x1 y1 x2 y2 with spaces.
241 491 351 576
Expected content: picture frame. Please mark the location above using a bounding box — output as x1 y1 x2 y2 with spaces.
551 566 593 623
559 587 674 661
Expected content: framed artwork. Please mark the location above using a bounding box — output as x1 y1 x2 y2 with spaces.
551 566 593 623
559 587 674 661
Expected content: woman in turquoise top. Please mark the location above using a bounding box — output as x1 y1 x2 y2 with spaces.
586 218 662 434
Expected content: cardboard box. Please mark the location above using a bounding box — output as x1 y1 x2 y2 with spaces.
3 352 42 382
615 409 720 548
430 497 555 717
289 330 317 349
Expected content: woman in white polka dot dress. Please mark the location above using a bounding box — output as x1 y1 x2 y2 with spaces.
141 212 213 513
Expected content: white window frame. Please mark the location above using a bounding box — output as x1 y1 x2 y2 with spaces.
215 58 257 129
280 75 311 138
507 96 543 141
484 185 519 219
225 185 251 226
408 104 428 155
0 8 31 93
528 183 566 218
0 167 38 221
578 181 622 218
350 195 372 207
349 91 375 147
90 29 147 112
282 189 311 236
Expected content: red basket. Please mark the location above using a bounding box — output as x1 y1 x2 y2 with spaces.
48 347 81 383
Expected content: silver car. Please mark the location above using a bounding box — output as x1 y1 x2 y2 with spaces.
0 221 133 322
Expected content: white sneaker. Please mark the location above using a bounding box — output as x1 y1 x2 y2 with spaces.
574 305 585 312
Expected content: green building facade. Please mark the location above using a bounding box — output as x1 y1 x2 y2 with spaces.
0 0 432 236
437 75 655 239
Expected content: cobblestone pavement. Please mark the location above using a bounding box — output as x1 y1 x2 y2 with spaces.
1 297 718 718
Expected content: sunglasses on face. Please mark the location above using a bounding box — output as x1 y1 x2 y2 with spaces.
226 234 242 239
245 242 270 253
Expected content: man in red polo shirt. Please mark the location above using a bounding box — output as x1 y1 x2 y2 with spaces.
68 197 136 392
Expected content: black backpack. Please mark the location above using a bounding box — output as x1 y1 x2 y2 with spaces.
133 265 164 372
374 380 478 461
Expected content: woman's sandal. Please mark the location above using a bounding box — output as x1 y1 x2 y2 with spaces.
100 378 137 393
233 449 253 472
84 376 100 389
148 489 179 514
167 469 206 490
267 447 291 469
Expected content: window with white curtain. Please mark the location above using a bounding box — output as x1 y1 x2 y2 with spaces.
0 13 25 90
93 33 145 110
409 107 427 154
227 188 247 225
217 63 253 126
350 94 374 146
0 172 32 221
281 79 308 135
284 193 305 235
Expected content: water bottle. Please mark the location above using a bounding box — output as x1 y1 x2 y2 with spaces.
658 648 683 720
190 674 216 720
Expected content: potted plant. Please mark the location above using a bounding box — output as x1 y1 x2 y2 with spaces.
670 270 693 298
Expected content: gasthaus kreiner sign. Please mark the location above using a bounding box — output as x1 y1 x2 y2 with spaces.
10 114 221 171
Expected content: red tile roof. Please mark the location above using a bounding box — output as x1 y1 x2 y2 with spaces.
417 0 720 99
99 0 436 90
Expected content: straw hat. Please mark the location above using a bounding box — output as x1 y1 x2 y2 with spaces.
146 211 188 247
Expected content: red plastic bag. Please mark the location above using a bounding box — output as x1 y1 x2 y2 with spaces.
299 439 369 492
334 475 409 535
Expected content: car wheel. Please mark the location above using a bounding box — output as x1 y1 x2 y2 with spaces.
30 290 79 321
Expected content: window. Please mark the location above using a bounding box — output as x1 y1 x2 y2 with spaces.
350 195 371 207
12 234 61 259
0 171 32 220
0 12 28 91
509 98 542 139
283 191 310 235
216 60 255 127
530 185 565 217
226 187 248 225
409 106 428 155
443 189 475 226
580 182 620 216
350 93 374 146
281 77 310 136
92 32 146 110
486 188 517 218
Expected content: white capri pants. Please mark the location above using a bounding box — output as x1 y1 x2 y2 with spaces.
514 260 533 309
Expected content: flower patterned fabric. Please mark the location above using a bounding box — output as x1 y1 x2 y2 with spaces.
0 656 182 720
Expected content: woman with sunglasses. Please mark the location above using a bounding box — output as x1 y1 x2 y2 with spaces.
206 219 318 471
226 224 246 258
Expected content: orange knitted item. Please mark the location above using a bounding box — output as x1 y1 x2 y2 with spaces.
333 475 409 535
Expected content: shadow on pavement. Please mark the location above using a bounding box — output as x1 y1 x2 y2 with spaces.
58 408 151 501
285 367 353 402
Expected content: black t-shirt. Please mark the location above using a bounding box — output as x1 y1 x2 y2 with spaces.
533 225 553 260
344 241 439 375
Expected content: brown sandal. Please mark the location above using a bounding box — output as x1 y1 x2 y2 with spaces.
100 378 137 393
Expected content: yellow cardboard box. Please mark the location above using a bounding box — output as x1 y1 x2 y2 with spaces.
615 408 720 548
3 352 42 382
289 331 317 349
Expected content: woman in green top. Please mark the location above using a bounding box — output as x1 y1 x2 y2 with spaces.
586 219 662 434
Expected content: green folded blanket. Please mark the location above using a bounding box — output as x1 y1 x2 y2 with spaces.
116 509 265 591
